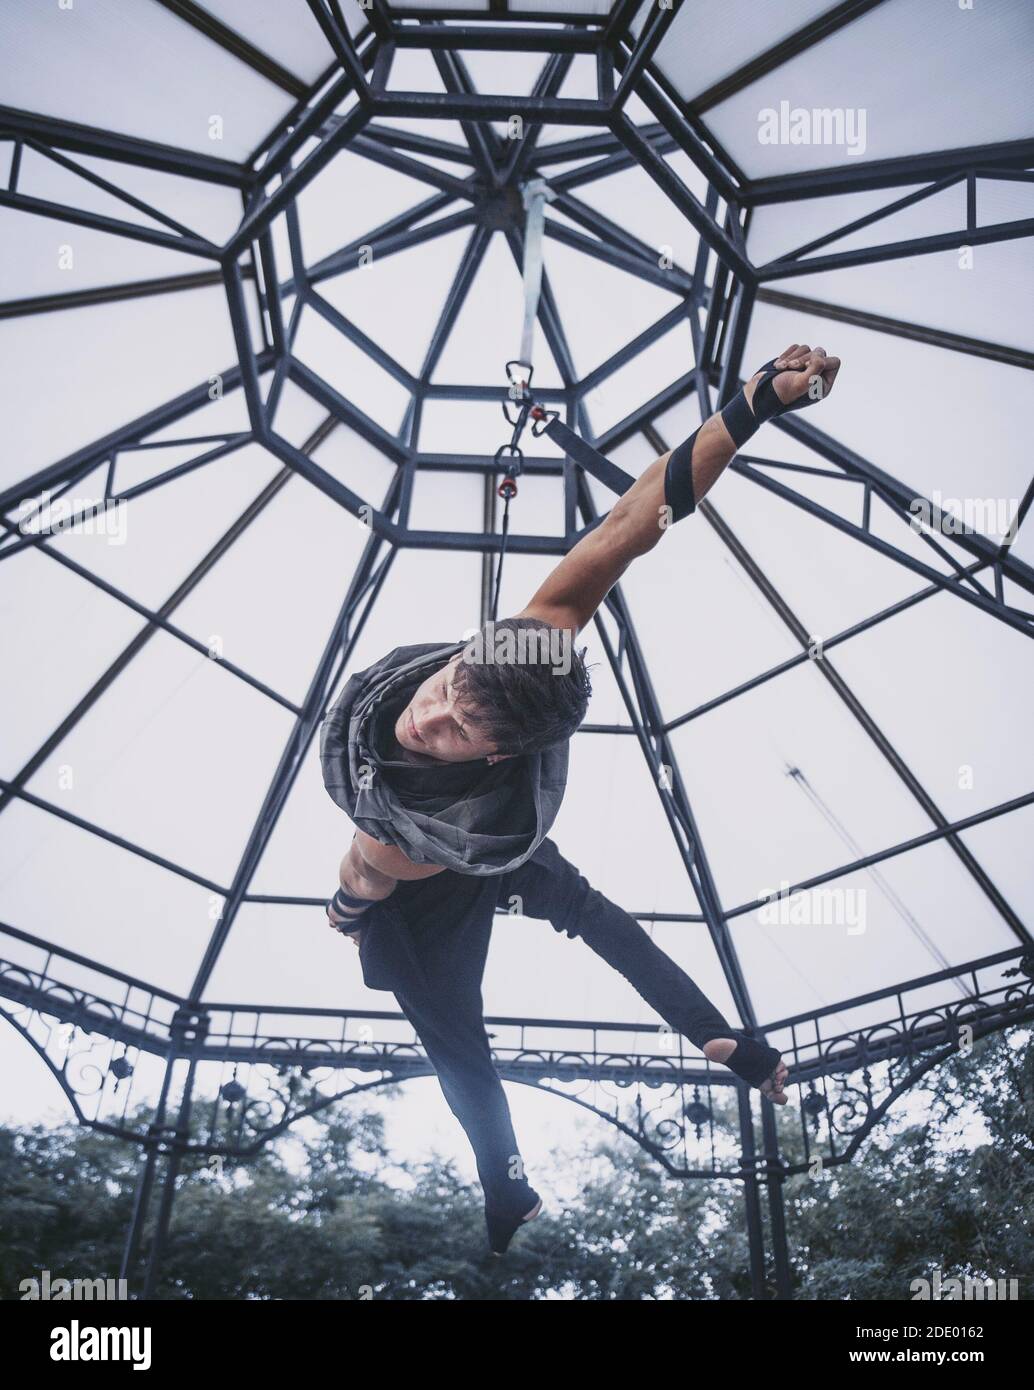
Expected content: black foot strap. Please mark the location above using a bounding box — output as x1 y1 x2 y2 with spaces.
486 1191 541 1255
720 1034 783 1090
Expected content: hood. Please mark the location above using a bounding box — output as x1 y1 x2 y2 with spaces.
319 640 569 875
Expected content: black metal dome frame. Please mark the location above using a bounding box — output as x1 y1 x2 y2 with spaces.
2 0 1033 1299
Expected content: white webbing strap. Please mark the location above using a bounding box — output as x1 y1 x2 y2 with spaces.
518 178 556 368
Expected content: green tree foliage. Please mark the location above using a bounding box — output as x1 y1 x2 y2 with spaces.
783 1029 1034 1300
1 1032 1030 1300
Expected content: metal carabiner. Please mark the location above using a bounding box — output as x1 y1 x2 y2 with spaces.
494 442 522 500
505 359 534 395
529 403 559 438
502 359 534 426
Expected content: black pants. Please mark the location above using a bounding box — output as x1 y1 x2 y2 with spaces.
357 837 733 1219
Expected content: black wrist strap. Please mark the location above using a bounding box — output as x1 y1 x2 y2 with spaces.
735 355 821 437
665 356 822 523
721 357 816 449
330 886 373 918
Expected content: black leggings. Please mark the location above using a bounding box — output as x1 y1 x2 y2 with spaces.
358 837 733 1218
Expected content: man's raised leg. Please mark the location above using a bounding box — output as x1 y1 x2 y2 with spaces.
496 839 788 1101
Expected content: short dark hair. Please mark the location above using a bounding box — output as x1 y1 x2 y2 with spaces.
453 617 592 756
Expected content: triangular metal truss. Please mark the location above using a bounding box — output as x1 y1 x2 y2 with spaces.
2 0 1034 1298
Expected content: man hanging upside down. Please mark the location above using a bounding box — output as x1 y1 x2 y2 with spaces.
319 344 842 1253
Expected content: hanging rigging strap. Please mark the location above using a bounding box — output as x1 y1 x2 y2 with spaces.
529 407 636 498
489 178 558 620
489 178 638 619
518 178 556 367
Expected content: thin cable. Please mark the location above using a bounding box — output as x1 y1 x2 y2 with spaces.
490 490 513 622
785 763 971 995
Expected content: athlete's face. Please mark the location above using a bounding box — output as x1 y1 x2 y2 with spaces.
395 655 512 764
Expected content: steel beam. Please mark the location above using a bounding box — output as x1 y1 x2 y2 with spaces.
610 113 753 281
187 474 404 1000
392 25 599 52
372 91 609 125
743 137 1034 206
0 350 275 517
690 0 890 116
0 188 220 260
0 268 229 320
771 411 1034 601
154 0 309 98
0 104 247 186
0 462 297 822
758 216 1034 280
612 2 681 109
756 287 1034 372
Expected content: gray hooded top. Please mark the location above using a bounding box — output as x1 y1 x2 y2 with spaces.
319 640 569 876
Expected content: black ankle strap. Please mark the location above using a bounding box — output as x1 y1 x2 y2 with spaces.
720 1034 782 1089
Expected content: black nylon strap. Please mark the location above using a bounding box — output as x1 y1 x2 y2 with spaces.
721 356 823 450
331 885 373 916
539 415 635 496
719 391 758 449
663 427 699 523
751 359 819 425
540 410 701 525
721 1033 782 1090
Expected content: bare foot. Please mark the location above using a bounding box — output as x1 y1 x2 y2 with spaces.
703 1037 789 1105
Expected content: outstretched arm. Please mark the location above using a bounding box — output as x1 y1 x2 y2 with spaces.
516 343 841 635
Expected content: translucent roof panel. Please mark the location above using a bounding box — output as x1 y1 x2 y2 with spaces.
198 0 338 84
741 300 1034 543
0 0 296 161
637 0 834 106
728 841 1018 1025
705 0 1034 178
0 285 240 485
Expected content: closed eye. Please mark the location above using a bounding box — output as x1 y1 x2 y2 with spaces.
443 672 469 739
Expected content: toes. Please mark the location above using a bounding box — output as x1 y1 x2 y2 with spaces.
764 1061 790 1100
763 1076 789 1105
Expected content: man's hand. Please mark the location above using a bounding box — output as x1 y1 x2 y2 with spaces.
327 900 363 948
745 342 841 413
325 831 444 951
